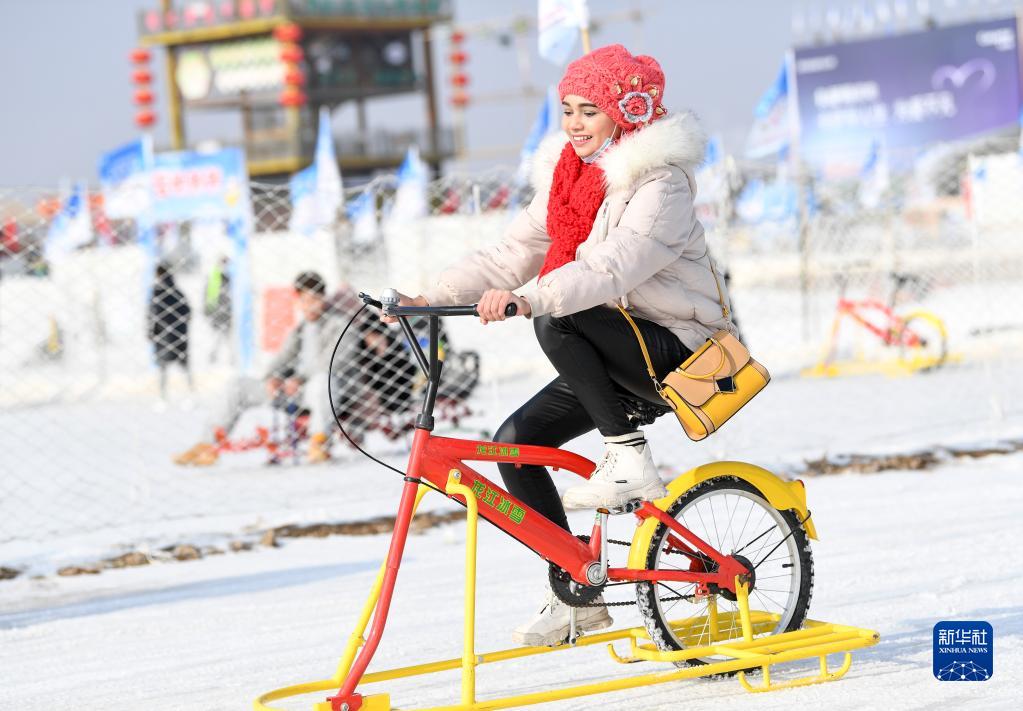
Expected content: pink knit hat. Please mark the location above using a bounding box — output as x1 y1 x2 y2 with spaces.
558 44 667 133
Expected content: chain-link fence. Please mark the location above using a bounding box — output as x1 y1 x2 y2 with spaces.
2 153 1022 571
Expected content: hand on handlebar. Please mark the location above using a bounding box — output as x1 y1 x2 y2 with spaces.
380 292 430 323
477 289 530 325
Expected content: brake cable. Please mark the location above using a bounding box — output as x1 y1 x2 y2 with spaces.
327 303 447 498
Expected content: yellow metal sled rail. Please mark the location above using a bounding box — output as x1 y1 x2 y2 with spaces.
255 479 879 711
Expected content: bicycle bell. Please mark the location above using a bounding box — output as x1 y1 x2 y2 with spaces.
380 288 400 313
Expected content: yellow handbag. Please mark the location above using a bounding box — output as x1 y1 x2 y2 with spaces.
616 269 769 441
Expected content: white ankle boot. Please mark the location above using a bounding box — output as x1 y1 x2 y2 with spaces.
562 433 668 509
511 588 613 647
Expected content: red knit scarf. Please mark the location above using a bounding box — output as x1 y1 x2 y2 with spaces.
538 143 607 279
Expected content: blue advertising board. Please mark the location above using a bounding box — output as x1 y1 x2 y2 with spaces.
150 147 249 223
793 17 1021 169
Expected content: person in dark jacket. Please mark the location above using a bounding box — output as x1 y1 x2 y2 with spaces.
148 262 193 400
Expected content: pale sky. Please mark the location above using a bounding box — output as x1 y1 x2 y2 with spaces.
0 0 888 186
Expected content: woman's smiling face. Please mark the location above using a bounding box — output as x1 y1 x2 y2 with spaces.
561 94 617 159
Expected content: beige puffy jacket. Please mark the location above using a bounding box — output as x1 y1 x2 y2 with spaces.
421 112 735 352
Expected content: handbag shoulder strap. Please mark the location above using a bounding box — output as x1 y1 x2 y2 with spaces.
707 256 730 320
617 304 728 383
616 305 660 387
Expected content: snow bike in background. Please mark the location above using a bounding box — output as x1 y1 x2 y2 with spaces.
210 393 310 465
256 291 879 711
805 271 948 378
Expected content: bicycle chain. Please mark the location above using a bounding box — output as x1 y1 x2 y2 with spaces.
566 535 696 608
582 512 812 609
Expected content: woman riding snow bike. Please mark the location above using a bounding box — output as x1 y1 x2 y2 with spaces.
261 46 879 710
317 291 816 711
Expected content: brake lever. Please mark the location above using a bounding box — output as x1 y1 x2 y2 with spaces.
358 291 383 309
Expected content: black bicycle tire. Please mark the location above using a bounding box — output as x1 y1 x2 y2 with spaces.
635 476 814 673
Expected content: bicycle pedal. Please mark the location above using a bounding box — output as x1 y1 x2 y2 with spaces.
608 499 644 515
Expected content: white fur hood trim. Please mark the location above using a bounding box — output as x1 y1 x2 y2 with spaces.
530 112 708 196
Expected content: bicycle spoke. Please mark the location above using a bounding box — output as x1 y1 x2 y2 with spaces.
733 518 776 556
751 531 780 568
694 502 713 552
735 500 755 551
708 497 722 553
752 587 785 611
724 494 739 554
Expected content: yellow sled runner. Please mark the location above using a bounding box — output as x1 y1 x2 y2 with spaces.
256 465 879 711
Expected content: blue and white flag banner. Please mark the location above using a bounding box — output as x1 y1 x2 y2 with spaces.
45 182 93 262
288 164 318 234
517 85 561 182
389 146 429 224
313 105 343 225
736 177 799 224
348 185 378 247
745 58 792 160
859 138 890 208
538 0 589 66
695 134 727 205
98 136 153 219
290 107 343 235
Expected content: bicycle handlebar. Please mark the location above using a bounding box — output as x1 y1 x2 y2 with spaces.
358 291 517 318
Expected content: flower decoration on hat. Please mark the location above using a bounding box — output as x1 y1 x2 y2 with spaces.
619 90 654 124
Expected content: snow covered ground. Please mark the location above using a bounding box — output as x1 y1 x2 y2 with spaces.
1 448 1020 710
3 354 1023 577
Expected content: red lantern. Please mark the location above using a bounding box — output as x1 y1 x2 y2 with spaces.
219 0 235 19
278 43 304 63
273 23 302 43
450 73 469 88
239 0 255 19
164 10 177 28
130 48 151 64
183 6 197 25
449 50 468 64
134 89 155 105
144 10 161 32
450 30 466 43
451 92 470 108
284 68 306 86
135 109 157 128
259 0 276 14
279 88 307 106
132 69 153 85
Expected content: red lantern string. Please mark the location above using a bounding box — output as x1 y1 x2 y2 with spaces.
135 109 157 128
273 23 302 43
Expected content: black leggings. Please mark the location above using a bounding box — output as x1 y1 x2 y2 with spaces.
494 306 692 531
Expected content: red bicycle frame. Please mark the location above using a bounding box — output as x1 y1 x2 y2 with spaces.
834 298 922 348
327 297 753 710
